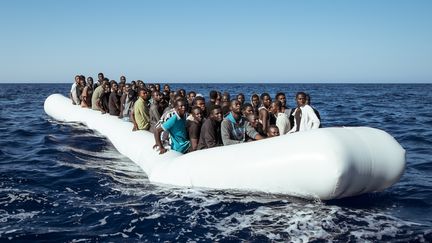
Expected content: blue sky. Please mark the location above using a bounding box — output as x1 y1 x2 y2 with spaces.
0 0 431 83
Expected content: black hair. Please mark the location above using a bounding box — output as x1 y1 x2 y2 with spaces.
275 92 285 99
210 105 222 113
260 92 270 100
296 91 307 98
193 96 205 104
209 90 218 100
241 103 253 111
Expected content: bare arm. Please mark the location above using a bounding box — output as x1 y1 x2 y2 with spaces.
154 126 167 154
259 109 269 132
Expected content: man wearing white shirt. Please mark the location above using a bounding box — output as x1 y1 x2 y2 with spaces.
289 92 320 133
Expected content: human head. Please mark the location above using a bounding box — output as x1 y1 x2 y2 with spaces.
111 82 118 92
193 96 206 112
247 113 259 128
74 75 80 84
87 77 94 86
267 125 280 137
148 84 156 93
97 73 104 82
237 93 245 105
174 99 187 117
138 88 150 100
187 91 196 103
275 92 287 108
120 76 126 83
79 75 86 86
229 99 241 114
305 93 311 105
190 106 203 123
209 90 218 101
124 83 130 93
155 83 161 91
209 105 223 122
241 103 254 117
295 92 307 107
177 89 186 98
222 92 230 102
152 91 162 103
270 100 282 114
163 84 171 92
251 94 260 107
260 93 271 108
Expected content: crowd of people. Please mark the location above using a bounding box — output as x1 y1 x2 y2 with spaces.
70 73 321 154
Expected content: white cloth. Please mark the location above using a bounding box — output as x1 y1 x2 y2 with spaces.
70 83 80 105
289 105 320 133
275 112 290 135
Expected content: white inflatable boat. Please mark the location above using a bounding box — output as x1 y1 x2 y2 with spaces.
44 94 406 200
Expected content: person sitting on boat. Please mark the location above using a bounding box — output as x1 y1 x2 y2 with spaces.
246 113 266 139
197 105 223 150
221 100 264 146
269 100 291 135
149 91 163 133
241 103 254 117
133 88 151 131
108 82 121 116
154 99 191 154
258 93 272 132
186 106 203 151
267 125 280 137
289 92 320 133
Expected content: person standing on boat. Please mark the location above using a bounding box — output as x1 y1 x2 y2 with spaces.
91 79 107 111
70 75 80 105
186 106 203 151
93 72 105 90
154 99 191 154
108 82 120 116
80 77 93 108
197 105 223 150
206 90 218 118
289 92 320 133
250 93 260 116
269 100 291 135
305 93 322 127
134 88 151 130
221 100 264 145
275 92 293 129
149 91 163 133
258 93 272 132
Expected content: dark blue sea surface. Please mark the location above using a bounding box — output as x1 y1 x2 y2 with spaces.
0 83 431 242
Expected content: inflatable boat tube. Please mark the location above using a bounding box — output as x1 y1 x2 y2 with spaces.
44 94 406 200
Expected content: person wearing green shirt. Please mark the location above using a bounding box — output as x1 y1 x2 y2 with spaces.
133 88 151 130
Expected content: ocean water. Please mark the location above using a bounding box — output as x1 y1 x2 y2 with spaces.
0 83 431 242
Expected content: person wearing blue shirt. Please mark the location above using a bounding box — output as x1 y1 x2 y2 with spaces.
153 99 191 154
